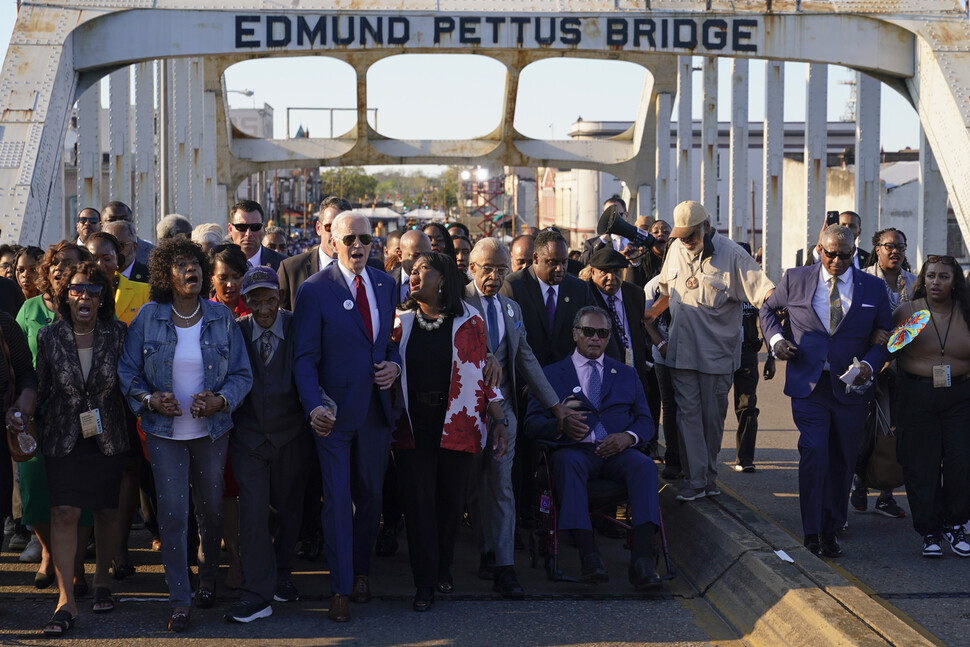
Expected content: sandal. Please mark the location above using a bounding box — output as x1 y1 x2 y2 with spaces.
34 564 55 589
168 607 190 633
92 587 115 613
42 608 76 636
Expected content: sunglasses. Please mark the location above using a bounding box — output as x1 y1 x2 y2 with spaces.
574 326 610 339
876 243 907 252
926 255 956 265
230 222 263 233
340 234 373 247
77 217 99 225
67 283 103 297
819 247 854 261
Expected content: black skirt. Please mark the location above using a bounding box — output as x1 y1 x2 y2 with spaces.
46 435 125 510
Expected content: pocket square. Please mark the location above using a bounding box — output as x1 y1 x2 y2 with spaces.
514 321 523 330
861 303 875 308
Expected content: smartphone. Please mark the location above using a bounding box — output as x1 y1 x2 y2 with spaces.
825 210 839 227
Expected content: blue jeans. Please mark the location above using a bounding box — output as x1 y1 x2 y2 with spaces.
146 433 228 607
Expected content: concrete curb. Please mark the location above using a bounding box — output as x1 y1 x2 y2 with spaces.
661 484 940 646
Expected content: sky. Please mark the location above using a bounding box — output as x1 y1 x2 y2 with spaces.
0 6 922 177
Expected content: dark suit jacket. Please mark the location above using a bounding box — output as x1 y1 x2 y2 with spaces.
524 354 653 446
292 263 400 431
127 260 149 284
579 236 607 266
588 281 650 398
35 318 129 458
760 265 892 405
499 266 595 367
279 246 320 311
258 246 285 271
0 276 24 319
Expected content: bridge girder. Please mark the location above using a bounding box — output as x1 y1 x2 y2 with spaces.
0 1 968 243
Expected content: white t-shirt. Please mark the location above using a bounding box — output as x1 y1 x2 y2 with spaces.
171 321 207 441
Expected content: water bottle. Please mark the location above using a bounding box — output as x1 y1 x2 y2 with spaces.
13 412 36 455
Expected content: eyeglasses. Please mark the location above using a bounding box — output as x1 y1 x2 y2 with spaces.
478 265 509 277
77 217 99 225
819 247 854 261
877 243 907 252
230 222 263 233
67 283 103 297
339 234 373 247
574 326 610 339
926 255 956 265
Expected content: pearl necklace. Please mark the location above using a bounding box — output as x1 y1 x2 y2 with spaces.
415 310 445 331
172 300 201 321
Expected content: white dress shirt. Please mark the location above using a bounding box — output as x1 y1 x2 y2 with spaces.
399 267 410 302
318 247 335 272
599 234 630 252
337 262 380 342
537 277 559 304
247 247 263 269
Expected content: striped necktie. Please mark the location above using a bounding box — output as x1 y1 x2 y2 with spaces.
828 276 843 334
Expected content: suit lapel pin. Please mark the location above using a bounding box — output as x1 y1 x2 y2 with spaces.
610 368 617 374
564 296 570 303
377 282 382 287
343 299 354 310
572 386 582 394
506 304 514 318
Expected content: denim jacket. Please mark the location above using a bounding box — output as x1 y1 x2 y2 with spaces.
117 299 253 440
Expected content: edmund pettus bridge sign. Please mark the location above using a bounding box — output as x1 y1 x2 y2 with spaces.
1 1 970 253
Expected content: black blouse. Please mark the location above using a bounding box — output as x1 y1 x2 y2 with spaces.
0 310 37 401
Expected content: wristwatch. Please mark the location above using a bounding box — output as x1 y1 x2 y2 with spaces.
491 417 510 428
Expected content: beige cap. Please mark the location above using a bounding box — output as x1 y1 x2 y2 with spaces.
670 201 710 238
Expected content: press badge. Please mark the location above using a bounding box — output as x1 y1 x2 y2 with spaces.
624 347 634 367
933 364 952 389
80 408 104 438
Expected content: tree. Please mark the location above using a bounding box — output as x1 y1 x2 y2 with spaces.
319 167 378 204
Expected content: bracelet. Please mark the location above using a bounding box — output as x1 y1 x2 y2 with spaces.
143 393 153 412
655 340 668 350
217 394 230 412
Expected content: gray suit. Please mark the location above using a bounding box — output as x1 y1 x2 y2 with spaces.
464 283 558 567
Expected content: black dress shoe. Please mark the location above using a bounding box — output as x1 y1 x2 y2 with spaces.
478 552 496 580
803 534 822 556
821 532 843 558
492 567 525 599
412 587 434 612
628 557 662 591
580 553 609 583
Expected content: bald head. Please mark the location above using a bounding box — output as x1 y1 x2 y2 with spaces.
398 229 432 276
510 235 535 272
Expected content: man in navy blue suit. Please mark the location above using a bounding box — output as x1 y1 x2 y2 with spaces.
525 306 662 590
760 224 892 558
293 211 401 622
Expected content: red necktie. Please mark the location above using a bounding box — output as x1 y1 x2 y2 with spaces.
355 275 373 343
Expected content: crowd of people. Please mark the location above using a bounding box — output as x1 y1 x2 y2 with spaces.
0 193 965 638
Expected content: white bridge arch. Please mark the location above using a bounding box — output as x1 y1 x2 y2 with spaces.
1 1 968 278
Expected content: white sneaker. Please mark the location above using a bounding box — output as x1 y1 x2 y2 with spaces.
19 535 41 563
922 534 943 558
943 526 970 557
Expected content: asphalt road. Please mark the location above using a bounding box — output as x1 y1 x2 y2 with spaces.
0 359 966 646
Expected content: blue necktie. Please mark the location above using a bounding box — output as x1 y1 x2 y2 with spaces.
545 286 556 331
485 297 500 353
607 295 628 349
587 360 606 442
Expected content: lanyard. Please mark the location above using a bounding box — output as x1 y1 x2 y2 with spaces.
928 302 954 357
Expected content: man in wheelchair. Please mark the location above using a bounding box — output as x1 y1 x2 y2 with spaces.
525 305 662 590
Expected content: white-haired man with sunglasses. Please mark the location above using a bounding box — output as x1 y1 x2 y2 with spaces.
292 211 401 623
229 200 285 271
761 224 892 559
525 305 662 591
